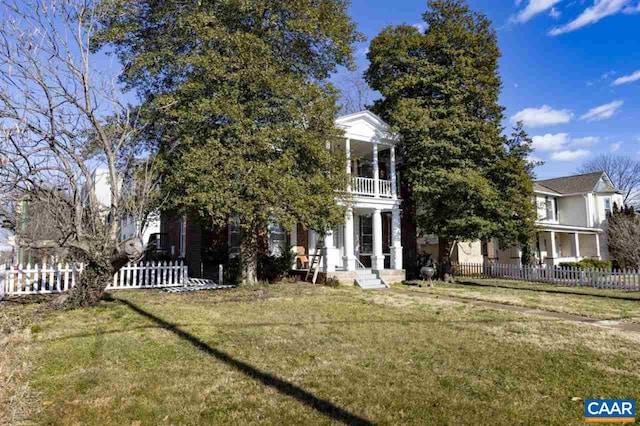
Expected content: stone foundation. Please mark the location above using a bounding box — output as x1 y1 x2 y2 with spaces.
377 269 406 284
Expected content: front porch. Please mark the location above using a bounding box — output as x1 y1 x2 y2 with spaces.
290 203 402 272
537 229 602 267
290 204 405 284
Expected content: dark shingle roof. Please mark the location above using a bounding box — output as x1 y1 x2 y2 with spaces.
533 182 560 195
535 172 609 195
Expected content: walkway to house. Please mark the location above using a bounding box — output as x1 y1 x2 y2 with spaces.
389 287 640 333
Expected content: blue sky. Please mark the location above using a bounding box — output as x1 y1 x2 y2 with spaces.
339 0 640 180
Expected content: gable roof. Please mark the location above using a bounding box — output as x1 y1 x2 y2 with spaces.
535 171 619 195
335 110 399 144
533 182 560 195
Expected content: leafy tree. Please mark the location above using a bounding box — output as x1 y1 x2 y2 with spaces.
366 0 536 278
491 122 540 265
94 0 363 283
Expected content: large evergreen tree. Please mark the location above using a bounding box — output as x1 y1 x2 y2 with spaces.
94 0 362 283
366 0 536 278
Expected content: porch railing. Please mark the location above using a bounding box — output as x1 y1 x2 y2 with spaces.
351 177 394 198
379 180 392 198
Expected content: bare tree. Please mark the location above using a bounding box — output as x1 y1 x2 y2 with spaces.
607 206 640 269
336 68 375 115
0 0 160 307
579 154 640 206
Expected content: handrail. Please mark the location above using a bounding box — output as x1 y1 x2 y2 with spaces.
353 258 389 288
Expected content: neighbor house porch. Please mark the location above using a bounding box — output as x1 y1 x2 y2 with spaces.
536 227 602 267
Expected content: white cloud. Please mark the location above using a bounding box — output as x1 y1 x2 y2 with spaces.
572 136 601 145
511 105 573 127
413 23 427 33
580 100 624 121
549 0 640 36
549 6 562 18
512 0 563 23
611 142 623 152
528 155 544 164
612 70 640 85
551 149 591 161
532 133 570 151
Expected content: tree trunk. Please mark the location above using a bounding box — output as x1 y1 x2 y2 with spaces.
438 237 454 282
63 259 114 308
54 238 143 309
240 228 259 285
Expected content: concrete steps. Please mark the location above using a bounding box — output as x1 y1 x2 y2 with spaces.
356 270 388 290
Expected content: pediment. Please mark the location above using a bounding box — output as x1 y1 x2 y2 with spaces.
335 111 399 144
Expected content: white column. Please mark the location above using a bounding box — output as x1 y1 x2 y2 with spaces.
346 138 352 193
391 206 403 270
390 145 397 200
343 208 356 271
546 231 557 267
595 233 601 259
289 225 298 269
373 143 380 198
309 229 317 251
572 233 580 259
372 208 384 270
323 230 339 273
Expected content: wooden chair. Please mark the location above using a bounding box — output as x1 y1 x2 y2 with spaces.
297 255 310 270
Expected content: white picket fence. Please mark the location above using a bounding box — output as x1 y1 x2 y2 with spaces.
454 262 640 290
0 261 188 297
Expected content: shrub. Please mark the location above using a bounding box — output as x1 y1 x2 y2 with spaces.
324 277 340 288
558 259 612 270
258 243 295 283
579 258 612 270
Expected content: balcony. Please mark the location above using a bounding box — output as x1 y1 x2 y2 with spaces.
351 177 394 198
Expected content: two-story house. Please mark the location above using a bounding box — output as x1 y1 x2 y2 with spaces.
160 111 405 287
484 171 624 267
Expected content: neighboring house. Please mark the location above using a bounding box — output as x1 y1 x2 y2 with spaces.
484 172 622 267
0 226 15 264
413 172 624 269
89 168 161 246
161 111 406 285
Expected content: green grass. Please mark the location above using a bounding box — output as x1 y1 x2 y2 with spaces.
401 278 640 322
3 283 640 425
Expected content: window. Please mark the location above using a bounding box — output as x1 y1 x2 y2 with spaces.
604 198 612 217
179 216 186 258
268 223 286 256
545 197 556 221
228 217 241 258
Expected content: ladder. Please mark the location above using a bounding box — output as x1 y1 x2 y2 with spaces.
304 242 323 285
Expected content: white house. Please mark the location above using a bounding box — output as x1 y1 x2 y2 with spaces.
289 111 405 287
485 171 624 267
87 169 160 246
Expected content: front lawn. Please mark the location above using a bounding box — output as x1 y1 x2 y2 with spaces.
401 278 640 322
3 283 640 425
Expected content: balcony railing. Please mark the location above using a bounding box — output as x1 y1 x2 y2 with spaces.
352 177 394 199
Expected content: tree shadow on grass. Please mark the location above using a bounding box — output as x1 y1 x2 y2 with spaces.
107 295 375 426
